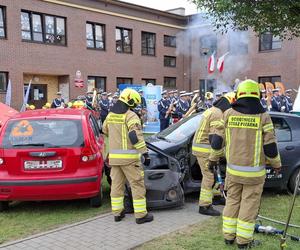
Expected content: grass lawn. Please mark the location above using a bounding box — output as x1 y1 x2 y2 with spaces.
0 178 111 244
137 192 300 250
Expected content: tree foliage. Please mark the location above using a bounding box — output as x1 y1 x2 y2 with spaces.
191 0 300 39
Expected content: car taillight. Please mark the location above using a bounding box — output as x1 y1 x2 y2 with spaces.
81 148 97 162
0 158 4 165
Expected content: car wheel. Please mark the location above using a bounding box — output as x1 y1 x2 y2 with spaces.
90 185 103 208
0 201 9 212
288 168 300 195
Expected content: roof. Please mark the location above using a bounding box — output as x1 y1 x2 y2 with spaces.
11 108 89 120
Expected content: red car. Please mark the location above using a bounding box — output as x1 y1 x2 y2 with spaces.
0 108 104 211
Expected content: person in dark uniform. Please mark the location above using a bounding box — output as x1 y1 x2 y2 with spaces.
260 90 268 112
138 90 147 125
271 88 282 112
173 90 179 102
282 89 293 113
215 93 222 101
99 92 109 122
110 93 119 110
51 92 65 108
176 93 189 119
158 90 171 131
85 91 94 110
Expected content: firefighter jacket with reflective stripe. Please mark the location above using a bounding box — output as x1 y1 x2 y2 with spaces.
102 110 147 166
192 106 224 160
222 109 281 184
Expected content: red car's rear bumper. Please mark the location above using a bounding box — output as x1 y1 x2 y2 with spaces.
0 176 101 201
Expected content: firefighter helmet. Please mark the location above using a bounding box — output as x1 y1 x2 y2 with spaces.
29 105 35 110
224 92 236 104
205 92 214 100
119 88 141 108
237 79 260 99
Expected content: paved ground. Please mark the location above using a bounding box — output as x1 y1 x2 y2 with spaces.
0 201 223 250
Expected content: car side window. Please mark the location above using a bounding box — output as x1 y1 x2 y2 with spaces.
89 116 100 138
271 117 292 142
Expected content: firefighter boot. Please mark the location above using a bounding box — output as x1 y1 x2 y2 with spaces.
225 239 235 245
237 240 261 249
199 205 221 216
136 213 154 224
114 210 126 222
213 196 226 206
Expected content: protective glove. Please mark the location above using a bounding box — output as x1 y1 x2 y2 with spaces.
208 160 218 173
273 167 282 176
141 153 151 166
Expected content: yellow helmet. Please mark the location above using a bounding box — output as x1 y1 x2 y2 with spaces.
205 92 214 100
119 88 141 108
224 92 236 104
236 79 260 99
45 102 51 108
73 100 85 108
67 102 73 108
29 105 35 110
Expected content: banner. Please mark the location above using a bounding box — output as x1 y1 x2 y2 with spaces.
118 84 142 92
20 80 32 112
142 85 162 133
5 79 12 106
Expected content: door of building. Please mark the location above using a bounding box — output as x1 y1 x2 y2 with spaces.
26 84 48 109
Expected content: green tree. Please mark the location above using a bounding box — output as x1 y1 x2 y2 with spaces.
191 0 300 39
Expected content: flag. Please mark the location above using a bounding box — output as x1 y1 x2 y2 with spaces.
207 52 215 74
5 79 12 106
217 52 229 73
20 80 32 112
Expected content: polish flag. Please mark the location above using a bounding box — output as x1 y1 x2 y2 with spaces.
207 52 215 74
217 52 229 73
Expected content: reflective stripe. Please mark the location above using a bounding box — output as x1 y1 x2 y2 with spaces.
192 143 211 153
133 198 147 213
111 196 124 211
107 114 126 124
266 154 281 163
263 123 274 132
192 146 210 153
122 125 127 150
193 143 211 149
127 119 141 128
134 141 146 149
253 129 262 167
195 109 211 143
200 188 213 203
227 164 266 177
109 149 140 160
225 128 231 162
237 219 255 239
223 216 237 234
211 148 224 157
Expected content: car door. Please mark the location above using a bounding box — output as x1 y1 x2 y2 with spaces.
269 115 295 186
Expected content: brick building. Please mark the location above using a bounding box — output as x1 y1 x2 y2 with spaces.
0 0 299 109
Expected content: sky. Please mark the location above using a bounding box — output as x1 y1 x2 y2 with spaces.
120 0 198 15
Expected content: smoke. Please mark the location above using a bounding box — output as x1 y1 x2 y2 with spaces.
176 13 251 93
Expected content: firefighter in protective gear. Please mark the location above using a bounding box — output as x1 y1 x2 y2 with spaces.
102 88 154 224
213 80 281 249
192 92 236 216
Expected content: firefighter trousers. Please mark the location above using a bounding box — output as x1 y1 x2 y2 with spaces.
223 178 264 244
110 164 147 219
197 156 220 207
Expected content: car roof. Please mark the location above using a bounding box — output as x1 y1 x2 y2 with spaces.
10 108 90 120
269 111 300 119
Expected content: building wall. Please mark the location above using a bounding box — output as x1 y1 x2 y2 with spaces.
0 0 185 109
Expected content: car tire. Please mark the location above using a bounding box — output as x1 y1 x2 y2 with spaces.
0 201 9 212
288 168 300 195
90 185 103 208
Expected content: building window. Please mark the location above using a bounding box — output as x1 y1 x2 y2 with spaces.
164 35 176 47
0 6 6 38
116 27 132 53
164 77 176 88
200 35 217 56
21 10 66 45
116 77 133 88
141 32 156 56
142 78 156 85
259 32 282 51
88 76 106 91
0 72 8 92
86 22 105 50
164 56 176 67
258 76 281 84
229 30 248 54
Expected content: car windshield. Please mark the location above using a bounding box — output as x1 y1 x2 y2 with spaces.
156 113 202 142
2 119 84 148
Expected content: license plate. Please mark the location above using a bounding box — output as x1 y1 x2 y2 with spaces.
24 160 62 170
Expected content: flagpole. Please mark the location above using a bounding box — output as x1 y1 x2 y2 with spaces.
20 79 32 112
